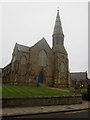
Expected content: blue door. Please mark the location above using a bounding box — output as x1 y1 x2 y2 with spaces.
38 71 44 83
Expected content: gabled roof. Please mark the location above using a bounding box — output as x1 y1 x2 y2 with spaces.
70 72 87 81
16 43 30 53
14 38 52 53
31 37 52 51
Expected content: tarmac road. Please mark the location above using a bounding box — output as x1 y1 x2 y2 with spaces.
2 109 89 119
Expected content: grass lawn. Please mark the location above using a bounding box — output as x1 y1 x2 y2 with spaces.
1 85 75 97
81 88 87 94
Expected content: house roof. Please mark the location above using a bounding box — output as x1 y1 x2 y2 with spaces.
15 38 51 53
16 43 30 53
30 37 52 50
70 72 87 81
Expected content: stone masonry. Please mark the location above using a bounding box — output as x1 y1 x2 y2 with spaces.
2 10 70 88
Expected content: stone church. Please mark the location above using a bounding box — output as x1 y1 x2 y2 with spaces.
3 10 70 88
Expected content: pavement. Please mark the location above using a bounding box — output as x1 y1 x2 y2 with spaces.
1 100 90 117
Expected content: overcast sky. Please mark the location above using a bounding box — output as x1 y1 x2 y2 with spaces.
0 1 89 77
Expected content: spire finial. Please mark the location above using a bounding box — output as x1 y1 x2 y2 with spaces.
57 7 59 12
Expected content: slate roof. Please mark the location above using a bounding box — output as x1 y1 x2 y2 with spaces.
70 72 87 81
30 37 52 50
14 37 51 53
16 43 30 52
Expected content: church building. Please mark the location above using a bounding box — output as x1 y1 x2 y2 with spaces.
2 10 70 88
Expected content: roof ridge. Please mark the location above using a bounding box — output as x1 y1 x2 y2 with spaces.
16 43 30 48
30 37 46 49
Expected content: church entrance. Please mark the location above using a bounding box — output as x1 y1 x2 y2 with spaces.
38 70 44 83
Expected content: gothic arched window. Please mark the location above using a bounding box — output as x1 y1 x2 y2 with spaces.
60 62 65 73
21 56 27 64
39 50 47 67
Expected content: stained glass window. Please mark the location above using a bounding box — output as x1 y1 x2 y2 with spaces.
39 50 47 67
21 56 26 64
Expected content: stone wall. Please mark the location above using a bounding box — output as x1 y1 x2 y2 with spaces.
2 63 11 84
30 38 54 86
2 95 82 108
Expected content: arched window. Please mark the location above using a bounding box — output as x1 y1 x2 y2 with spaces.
39 50 47 67
60 62 65 73
21 56 27 64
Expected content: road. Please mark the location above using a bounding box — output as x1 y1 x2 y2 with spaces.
2 109 89 119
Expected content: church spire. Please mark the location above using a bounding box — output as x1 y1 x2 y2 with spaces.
53 9 63 35
52 9 64 47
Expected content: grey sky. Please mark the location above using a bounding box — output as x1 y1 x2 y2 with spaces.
1 2 88 77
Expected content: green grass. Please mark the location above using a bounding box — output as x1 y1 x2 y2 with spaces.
81 88 87 94
1 85 75 97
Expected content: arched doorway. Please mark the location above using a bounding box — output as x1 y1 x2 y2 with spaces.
38 70 45 83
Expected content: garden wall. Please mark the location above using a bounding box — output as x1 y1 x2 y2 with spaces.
2 95 82 108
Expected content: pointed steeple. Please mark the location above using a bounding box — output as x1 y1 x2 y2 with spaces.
53 10 63 35
52 9 64 47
